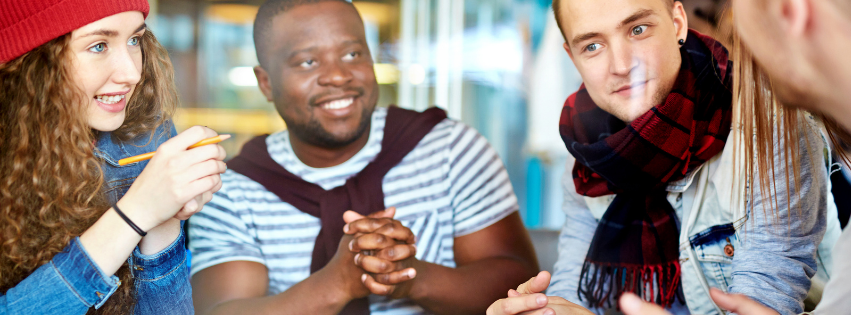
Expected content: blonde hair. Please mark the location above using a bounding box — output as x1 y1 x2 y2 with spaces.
551 0 676 42
731 29 851 219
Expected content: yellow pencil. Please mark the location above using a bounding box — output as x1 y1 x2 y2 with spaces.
118 135 231 166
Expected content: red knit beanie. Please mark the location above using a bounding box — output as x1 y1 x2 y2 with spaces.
0 0 150 63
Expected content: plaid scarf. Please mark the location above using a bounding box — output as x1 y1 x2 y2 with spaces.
559 30 732 308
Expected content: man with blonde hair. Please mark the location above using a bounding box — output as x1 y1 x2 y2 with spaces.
487 0 840 314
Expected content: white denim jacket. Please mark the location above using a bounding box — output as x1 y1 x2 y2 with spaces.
549 114 842 315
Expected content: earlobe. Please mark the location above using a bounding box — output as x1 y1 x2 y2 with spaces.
782 0 810 36
254 66 274 102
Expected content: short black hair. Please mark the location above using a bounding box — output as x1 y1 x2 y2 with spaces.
253 0 353 69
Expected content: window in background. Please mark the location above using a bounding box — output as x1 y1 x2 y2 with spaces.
148 1 576 242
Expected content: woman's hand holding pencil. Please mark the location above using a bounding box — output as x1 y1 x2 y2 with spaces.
119 134 231 166
113 126 230 233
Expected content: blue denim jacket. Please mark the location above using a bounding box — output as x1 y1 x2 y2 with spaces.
0 120 193 314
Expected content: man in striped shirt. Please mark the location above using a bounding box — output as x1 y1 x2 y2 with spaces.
188 1 539 314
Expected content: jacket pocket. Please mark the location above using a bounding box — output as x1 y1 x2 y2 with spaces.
689 223 739 289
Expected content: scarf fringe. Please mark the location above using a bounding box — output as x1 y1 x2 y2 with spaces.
578 261 682 309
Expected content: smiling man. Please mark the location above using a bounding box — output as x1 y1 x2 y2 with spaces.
487 0 838 314
187 1 539 314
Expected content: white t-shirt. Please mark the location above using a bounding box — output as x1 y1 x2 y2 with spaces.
189 107 519 314
813 226 851 314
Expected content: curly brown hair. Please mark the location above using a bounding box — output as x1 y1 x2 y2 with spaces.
0 29 178 314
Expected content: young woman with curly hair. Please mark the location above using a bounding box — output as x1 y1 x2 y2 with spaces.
0 0 227 313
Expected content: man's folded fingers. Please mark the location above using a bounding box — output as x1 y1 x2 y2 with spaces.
362 274 395 296
374 221 415 244
374 244 417 261
356 254 397 273
372 268 416 285
349 233 394 252
345 218 395 234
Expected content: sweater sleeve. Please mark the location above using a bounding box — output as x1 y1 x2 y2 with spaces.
727 115 828 315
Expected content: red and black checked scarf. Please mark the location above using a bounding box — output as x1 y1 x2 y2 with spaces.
227 106 447 315
559 30 732 308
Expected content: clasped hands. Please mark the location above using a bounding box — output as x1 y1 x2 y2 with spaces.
333 207 419 300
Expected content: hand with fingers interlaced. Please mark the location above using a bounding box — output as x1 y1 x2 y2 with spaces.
342 207 419 299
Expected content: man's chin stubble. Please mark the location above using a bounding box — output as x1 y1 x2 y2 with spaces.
290 107 373 149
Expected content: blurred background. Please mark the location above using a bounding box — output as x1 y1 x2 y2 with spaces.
150 0 851 272
148 0 580 273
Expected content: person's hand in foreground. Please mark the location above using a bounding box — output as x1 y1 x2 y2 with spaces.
619 288 779 315
343 207 418 298
486 271 594 315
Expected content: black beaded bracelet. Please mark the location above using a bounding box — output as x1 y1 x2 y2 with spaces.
113 204 147 237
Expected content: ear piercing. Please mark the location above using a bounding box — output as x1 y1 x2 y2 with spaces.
678 39 685 46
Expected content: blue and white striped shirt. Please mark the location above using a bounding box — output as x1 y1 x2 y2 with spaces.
189 107 519 314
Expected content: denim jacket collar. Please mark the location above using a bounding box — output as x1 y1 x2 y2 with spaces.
94 121 174 166
95 120 175 205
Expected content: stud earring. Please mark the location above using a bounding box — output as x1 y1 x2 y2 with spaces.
678 39 685 45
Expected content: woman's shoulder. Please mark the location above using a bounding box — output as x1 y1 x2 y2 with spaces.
131 119 176 149
96 120 177 203
95 119 176 174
